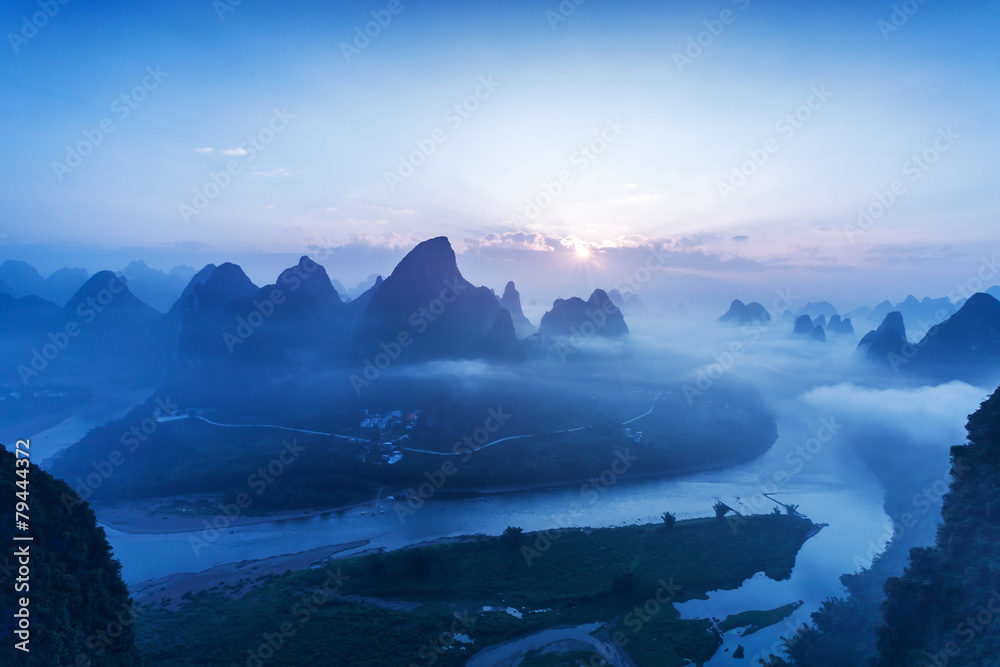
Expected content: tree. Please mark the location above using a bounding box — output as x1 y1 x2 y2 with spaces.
501 525 524 550
714 501 731 520
611 572 635 599
662 511 677 528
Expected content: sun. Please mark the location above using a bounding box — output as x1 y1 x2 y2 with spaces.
575 244 591 259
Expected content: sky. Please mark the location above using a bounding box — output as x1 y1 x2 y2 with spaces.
2 0 998 308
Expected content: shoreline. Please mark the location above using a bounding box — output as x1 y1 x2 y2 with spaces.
96 445 773 536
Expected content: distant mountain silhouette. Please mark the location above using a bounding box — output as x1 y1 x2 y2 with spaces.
233 256 349 366
121 260 195 312
607 288 648 317
828 314 855 336
719 299 772 325
500 281 537 338
174 263 260 369
907 293 1000 380
0 294 60 340
793 314 826 341
539 289 629 339
11 271 169 383
857 311 908 367
796 301 839 320
345 275 383 319
847 295 958 334
45 267 90 305
352 237 518 362
0 260 88 306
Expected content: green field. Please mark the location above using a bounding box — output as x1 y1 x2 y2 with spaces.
135 513 815 667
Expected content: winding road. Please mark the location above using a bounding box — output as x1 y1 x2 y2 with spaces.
189 393 660 457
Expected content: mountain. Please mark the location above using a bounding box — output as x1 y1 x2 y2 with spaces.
857 312 908 367
827 314 855 336
0 445 142 665
607 288 649 317
500 281 537 338
45 267 90 305
538 289 629 341
174 263 260 368
848 296 959 334
796 301 839 320
345 275 383 320
907 293 1000 381
121 259 195 312
232 256 349 365
0 260 88 305
352 237 518 362
0 260 46 297
0 294 60 340
719 299 772 325
874 387 1000 665
345 273 383 299
792 315 826 342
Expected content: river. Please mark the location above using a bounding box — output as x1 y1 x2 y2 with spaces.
100 395 893 665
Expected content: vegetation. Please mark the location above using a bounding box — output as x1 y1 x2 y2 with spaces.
49 379 778 515
662 511 676 528
0 445 141 666
717 601 803 636
135 514 815 666
780 386 1000 666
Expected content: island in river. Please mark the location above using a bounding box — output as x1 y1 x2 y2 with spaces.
133 512 818 667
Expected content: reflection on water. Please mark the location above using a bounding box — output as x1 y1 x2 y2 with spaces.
106 403 890 662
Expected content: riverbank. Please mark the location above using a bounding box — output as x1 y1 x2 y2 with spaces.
134 513 817 667
94 443 773 536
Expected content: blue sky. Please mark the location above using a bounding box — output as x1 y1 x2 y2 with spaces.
2 0 998 306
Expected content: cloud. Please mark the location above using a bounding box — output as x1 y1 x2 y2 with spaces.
800 381 988 447
222 147 248 156
252 168 300 178
194 147 214 154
